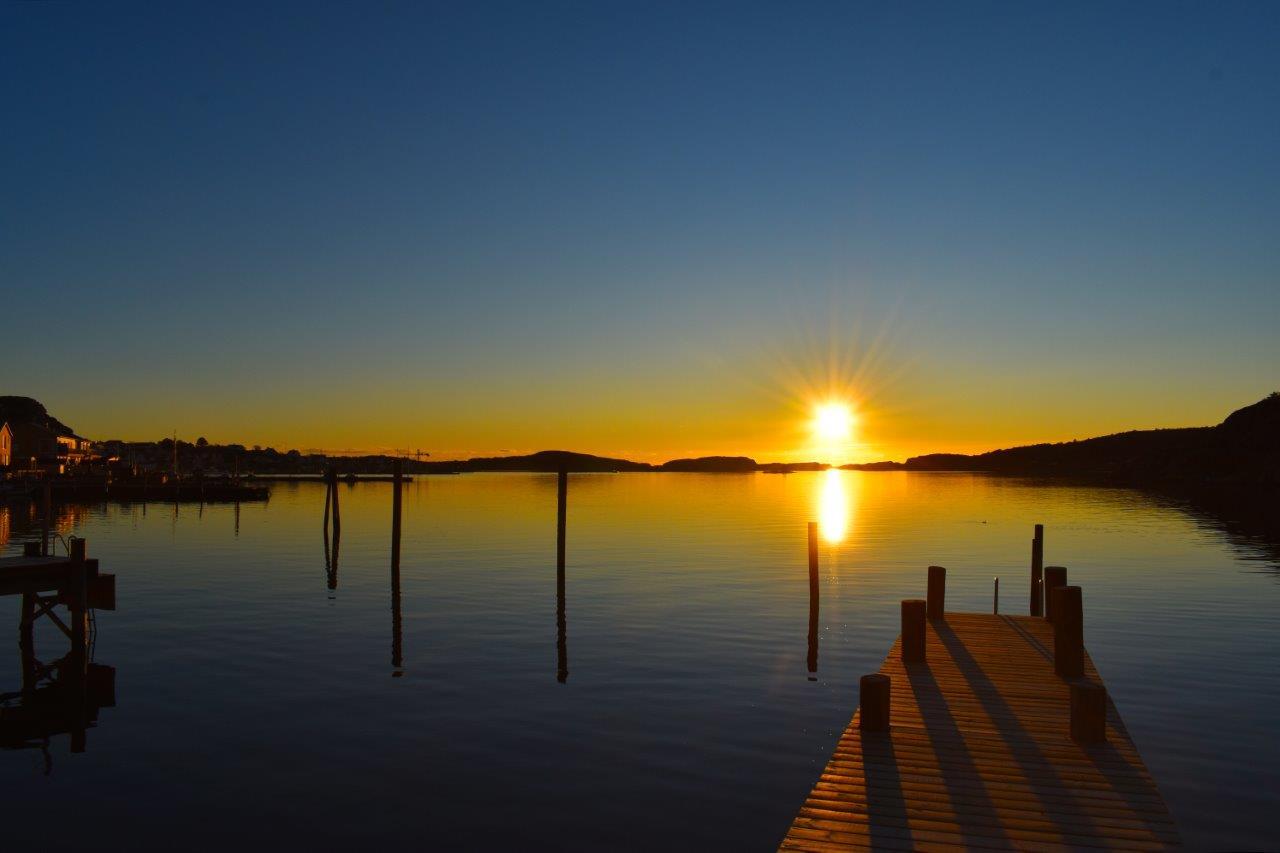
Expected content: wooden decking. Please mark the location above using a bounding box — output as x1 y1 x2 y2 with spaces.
780 613 1181 851
0 554 76 595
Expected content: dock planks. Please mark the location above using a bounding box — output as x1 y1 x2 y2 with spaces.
780 613 1180 851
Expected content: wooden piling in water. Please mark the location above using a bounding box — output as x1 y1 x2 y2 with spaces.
926 565 945 619
391 459 403 568
1053 585 1084 678
1030 523 1044 616
322 477 331 536
330 468 341 539
556 469 567 570
1044 565 1067 622
858 674 890 732
901 599 926 663
993 576 999 614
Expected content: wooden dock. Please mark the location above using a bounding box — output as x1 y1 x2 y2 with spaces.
0 542 116 757
780 611 1181 851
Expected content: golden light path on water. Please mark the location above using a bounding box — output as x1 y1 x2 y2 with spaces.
816 468 854 544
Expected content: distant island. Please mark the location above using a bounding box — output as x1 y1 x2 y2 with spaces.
3 393 1276 484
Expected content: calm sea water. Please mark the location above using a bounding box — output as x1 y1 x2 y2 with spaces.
1 472 1277 851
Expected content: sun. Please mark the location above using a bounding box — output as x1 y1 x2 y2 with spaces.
813 402 854 443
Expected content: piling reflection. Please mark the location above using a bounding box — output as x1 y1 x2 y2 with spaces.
806 522 819 680
556 471 568 683
323 522 341 592
806 583 819 680
1 663 116 772
391 557 403 677
322 467 342 592
390 460 404 677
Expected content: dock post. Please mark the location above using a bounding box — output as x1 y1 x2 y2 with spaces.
41 482 52 556
901 600 926 663
23 541 40 557
859 674 890 732
1044 566 1068 622
1053 585 1084 678
993 576 999 614
807 522 819 678
1030 524 1044 616
1070 680 1108 743
927 565 946 619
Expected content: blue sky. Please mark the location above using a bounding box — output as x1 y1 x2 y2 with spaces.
3 2 1277 459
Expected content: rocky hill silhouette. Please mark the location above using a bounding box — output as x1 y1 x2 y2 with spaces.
0 396 77 436
847 393 1280 484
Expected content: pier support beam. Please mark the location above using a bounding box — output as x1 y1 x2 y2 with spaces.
1044 566 1068 622
859 674 890 732
901 600 926 663
927 565 946 620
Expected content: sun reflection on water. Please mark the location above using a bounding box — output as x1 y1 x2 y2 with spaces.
817 468 854 544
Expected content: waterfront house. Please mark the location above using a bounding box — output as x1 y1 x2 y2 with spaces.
0 422 11 468
9 422 58 472
56 432 94 467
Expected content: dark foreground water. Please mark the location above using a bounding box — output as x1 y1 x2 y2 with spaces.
1 472 1277 850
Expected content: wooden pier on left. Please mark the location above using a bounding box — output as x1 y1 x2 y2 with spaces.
0 540 116 756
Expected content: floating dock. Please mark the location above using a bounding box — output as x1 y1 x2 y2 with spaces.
780 609 1180 850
